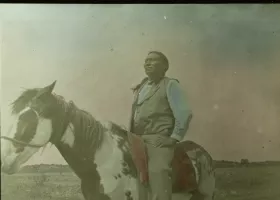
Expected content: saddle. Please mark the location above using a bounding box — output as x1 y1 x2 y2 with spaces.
128 133 198 192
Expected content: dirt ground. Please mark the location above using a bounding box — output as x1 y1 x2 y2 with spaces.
1 166 280 200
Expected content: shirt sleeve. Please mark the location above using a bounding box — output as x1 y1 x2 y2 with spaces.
166 80 193 142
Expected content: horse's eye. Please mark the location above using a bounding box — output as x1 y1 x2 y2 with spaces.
31 96 47 107
30 98 39 105
37 94 49 103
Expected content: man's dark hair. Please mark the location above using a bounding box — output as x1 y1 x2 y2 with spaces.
148 51 169 72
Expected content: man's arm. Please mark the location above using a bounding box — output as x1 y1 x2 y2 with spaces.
166 80 193 142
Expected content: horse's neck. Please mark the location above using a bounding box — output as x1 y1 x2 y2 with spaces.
51 100 121 167
54 108 107 158
54 140 99 180
54 121 117 179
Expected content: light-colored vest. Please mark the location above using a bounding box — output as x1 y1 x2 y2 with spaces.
129 77 177 136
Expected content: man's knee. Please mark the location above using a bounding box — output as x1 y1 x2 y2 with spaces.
149 170 173 187
148 155 173 173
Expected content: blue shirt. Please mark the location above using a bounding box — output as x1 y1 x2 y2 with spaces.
136 79 192 141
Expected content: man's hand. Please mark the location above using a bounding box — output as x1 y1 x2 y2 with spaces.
152 135 178 147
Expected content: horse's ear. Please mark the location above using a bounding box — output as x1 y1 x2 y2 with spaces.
47 80 57 93
41 80 57 94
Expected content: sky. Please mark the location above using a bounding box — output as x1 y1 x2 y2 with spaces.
0 4 280 164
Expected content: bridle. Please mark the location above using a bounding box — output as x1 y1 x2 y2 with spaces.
0 107 50 149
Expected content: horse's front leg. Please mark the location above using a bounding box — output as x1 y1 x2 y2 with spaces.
81 180 111 200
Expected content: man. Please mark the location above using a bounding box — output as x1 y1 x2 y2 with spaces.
128 51 193 200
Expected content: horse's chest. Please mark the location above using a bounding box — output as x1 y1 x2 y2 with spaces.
94 140 136 198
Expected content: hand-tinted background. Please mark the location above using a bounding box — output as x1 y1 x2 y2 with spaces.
1 4 280 164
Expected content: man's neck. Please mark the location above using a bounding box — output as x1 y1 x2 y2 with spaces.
148 75 165 84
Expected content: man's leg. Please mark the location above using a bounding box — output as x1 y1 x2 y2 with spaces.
149 169 173 200
145 141 174 200
136 176 149 200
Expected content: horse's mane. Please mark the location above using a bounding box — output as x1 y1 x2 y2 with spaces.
53 93 130 155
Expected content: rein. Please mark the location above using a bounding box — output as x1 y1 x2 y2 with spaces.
0 135 48 148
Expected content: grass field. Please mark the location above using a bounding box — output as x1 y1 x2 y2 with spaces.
1 166 280 200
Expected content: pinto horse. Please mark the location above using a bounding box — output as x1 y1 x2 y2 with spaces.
1 81 215 200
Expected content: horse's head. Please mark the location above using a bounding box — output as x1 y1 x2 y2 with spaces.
1 81 58 174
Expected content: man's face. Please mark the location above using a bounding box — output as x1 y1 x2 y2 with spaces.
144 53 165 78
